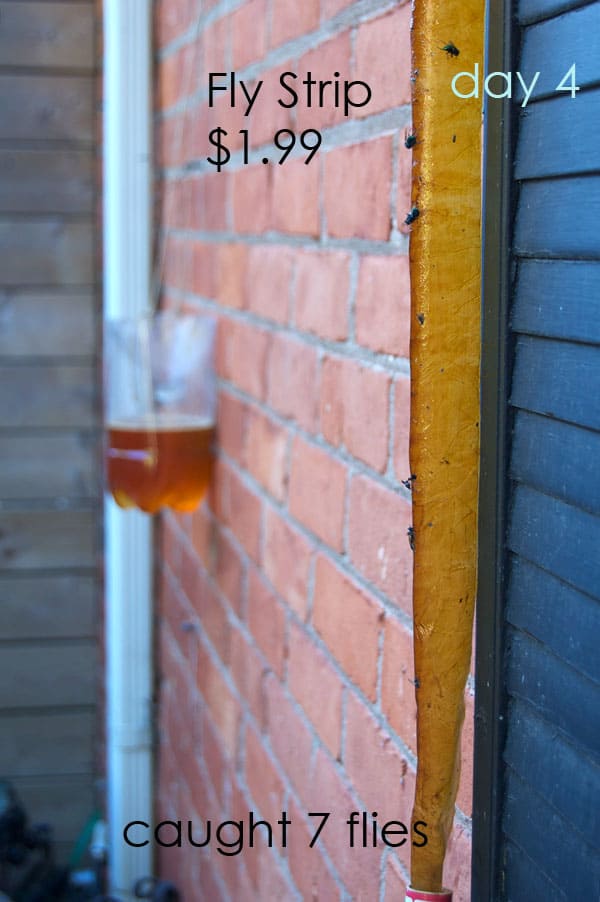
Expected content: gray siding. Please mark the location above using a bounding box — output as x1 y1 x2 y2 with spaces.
0 0 101 865
499 1 600 896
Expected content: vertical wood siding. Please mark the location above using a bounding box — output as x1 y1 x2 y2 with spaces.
0 0 100 864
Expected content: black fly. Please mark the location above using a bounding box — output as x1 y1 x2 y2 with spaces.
401 474 416 491
404 207 420 225
407 526 415 552
404 129 417 149
441 42 460 57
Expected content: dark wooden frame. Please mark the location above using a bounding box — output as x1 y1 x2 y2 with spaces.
471 1 517 898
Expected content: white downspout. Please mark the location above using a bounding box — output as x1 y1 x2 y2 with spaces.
103 1 153 897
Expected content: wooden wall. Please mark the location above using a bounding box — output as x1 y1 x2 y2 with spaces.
0 0 100 863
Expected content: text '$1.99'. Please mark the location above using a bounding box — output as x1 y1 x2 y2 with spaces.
207 127 322 172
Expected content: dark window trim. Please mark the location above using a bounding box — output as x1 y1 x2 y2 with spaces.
472 2 517 899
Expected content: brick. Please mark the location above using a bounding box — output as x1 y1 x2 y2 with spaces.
158 583 184 649
157 44 187 109
157 114 183 168
155 0 194 49
320 356 391 472
191 240 217 297
217 390 248 466
191 570 231 665
267 333 320 432
246 408 289 501
183 773 217 852
324 138 392 240
160 511 183 575
172 507 192 536
244 725 285 826
160 626 195 729
270 0 319 47
169 712 201 809
264 673 314 799
190 504 214 573
231 0 267 69
289 437 346 550
355 255 411 358
189 172 229 232
233 164 272 233
191 101 214 163
344 693 415 839
197 642 240 758
313 556 383 701
201 708 228 804
180 42 200 106
321 0 354 17
215 97 250 153
164 237 192 293
354 5 412 115
287 622 342 757
247 570 286 678
188 100 211 161
230 627 268 729
394 376 411 483
216 243 248 309
217 851 256 901
263 505 312 618
180 538 199 608
348 475 413 613
228 784 261 889
257 848 298 901
200 15 229 86
245 245 293 324
384 855 408 900
457 689 474 817
295 250 349 341
249 61 296 147
159 570 190 658
214 528 245 617
297 32 352 131
212 459 262 562
216 318 271 402
444 821 472 902
157 842 191 898
287 798 341 902
381 617 417 754
199 855 227 902
177 839 203 902
166 178 192 229
157 741 179 819
302 749 382 897
272 157 320 237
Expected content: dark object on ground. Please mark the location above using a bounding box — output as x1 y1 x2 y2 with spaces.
0 780 70 901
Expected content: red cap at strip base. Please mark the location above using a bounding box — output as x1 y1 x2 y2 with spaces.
405 889 452 902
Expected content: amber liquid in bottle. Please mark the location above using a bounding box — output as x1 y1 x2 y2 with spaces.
106 415 215 513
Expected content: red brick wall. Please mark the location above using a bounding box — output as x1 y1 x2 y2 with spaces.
153 1 473 898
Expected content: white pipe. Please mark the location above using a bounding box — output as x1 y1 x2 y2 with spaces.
103 1 153 897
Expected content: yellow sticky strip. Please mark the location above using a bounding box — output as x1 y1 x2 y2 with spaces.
408 2 484 891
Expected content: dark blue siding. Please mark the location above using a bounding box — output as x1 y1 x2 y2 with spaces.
512 260 600 342
511 336 600 429
518 2 600 98
514 178 600 258
502 770 599 896
506 556 600 681
504 697 600 839
518 0 595 26
497 0 600 896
